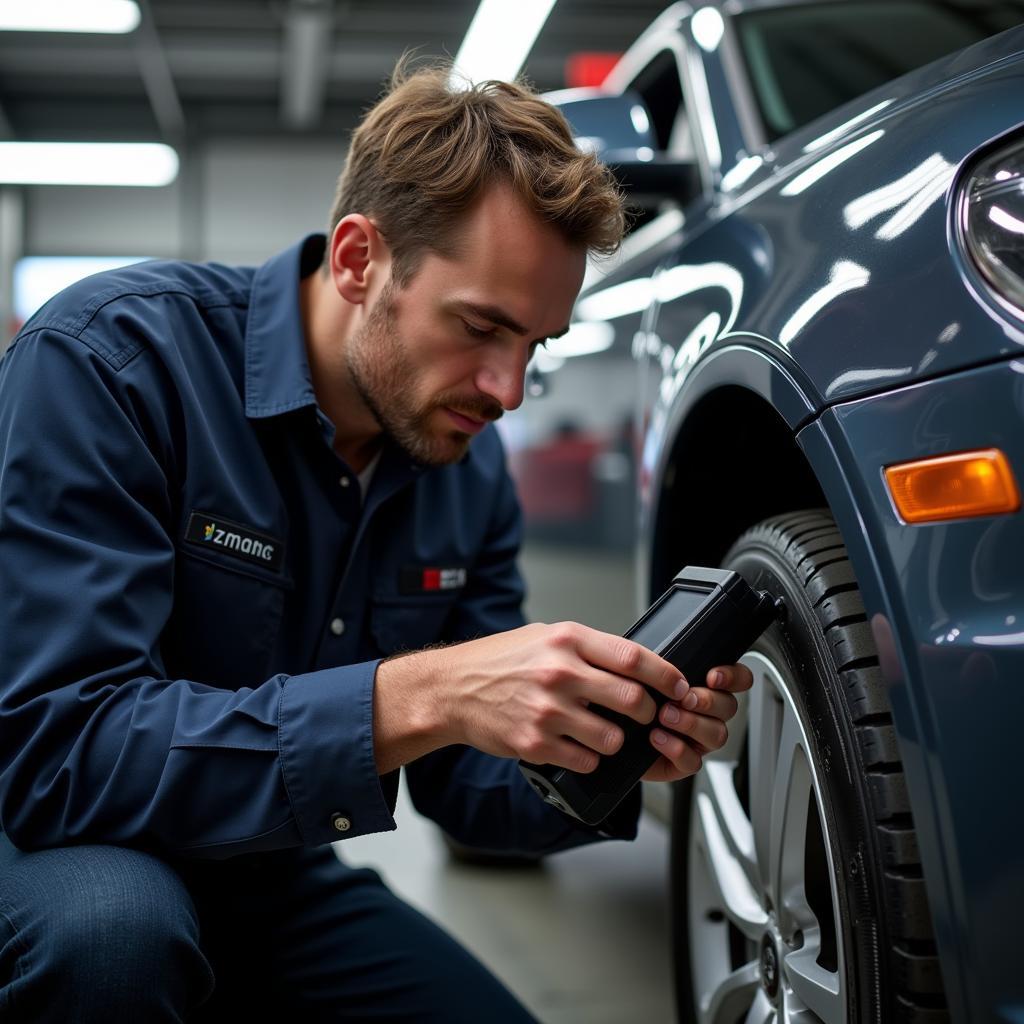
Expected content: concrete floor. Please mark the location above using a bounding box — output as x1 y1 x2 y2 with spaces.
339 541 678 1024
338 782 675 1024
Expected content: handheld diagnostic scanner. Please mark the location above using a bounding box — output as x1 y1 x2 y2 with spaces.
519 566 781 826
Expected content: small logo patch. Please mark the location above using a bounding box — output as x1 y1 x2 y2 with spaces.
185 512 284 572
400 565 467 595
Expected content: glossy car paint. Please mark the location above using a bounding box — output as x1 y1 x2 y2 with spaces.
538 3 1024 1021
809 359 1024 1020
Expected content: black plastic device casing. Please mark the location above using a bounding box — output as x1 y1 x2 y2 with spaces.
518 566 778 825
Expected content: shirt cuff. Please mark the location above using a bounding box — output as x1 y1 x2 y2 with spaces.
277 661 398 847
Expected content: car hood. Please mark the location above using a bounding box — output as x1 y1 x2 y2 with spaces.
706 24 1024 406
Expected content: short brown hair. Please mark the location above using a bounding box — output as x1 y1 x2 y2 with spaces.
326 61 625 285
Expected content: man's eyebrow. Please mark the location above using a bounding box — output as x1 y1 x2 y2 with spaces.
456 301 529 336
454 301 570 342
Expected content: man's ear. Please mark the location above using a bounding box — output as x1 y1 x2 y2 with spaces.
328 214 390 305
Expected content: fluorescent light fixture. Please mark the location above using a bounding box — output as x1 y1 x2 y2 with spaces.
452 0 556 86
0 0 140 33
0 143 178 186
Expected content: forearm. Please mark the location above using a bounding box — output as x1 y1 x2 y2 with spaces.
372 648 455 774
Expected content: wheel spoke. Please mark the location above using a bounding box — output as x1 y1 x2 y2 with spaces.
747 672 782 897
784 945 842 1023
743 989 775 1024
704 760 758 888
767 706 810 922
695 789 768 939
699 960 760 1024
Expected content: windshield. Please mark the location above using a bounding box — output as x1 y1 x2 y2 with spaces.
736 1 1024 141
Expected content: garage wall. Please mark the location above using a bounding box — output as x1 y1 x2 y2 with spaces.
200 139 344 265
22 138 346 266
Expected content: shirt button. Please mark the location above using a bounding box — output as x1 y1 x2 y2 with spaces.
329 618 345 636
331 813 351 833
339 476 351 488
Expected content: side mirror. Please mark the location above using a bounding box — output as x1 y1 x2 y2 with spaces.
603 150 700 208
545 87 697 206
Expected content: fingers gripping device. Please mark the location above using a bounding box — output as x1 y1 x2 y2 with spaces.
518 567 782 826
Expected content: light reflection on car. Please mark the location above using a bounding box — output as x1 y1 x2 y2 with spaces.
499 2 1024 1022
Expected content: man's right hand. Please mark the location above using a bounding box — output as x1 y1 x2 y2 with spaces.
371 622 688 776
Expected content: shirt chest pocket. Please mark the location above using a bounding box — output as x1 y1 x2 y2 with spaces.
370 595 457 657
163 549 292 688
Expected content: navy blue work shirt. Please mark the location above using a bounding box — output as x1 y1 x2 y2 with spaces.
0 235 639 859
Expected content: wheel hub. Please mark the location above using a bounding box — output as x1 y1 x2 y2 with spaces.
760 933 780 1000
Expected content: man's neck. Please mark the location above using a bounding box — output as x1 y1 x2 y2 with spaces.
300 267 383 473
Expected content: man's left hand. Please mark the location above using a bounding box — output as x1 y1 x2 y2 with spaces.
640 663 753 783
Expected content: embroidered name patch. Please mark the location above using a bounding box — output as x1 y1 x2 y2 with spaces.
399 565 468 594
185 512 285 572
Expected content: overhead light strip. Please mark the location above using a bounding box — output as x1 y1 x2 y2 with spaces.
0 143 179 187
0 0 140 34
452 0 557 86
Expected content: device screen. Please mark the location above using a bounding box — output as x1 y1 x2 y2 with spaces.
629 586 711 651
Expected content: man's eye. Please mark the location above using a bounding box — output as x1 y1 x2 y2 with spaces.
462 320 495 339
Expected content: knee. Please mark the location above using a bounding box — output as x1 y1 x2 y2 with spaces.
8 844 212 1014
46 847 201 974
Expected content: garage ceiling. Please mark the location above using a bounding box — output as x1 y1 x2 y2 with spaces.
0 0 670 144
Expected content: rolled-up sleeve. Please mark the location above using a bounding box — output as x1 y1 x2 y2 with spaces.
0 329 396 857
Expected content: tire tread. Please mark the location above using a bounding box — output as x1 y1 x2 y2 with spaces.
730 510 948 1020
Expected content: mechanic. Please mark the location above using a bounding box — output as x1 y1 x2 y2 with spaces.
0 64 752 1022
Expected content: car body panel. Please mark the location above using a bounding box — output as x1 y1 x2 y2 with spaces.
797 357 1024 1023
513 7 1024 1020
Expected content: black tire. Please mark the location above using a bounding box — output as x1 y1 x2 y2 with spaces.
670 510 948 1023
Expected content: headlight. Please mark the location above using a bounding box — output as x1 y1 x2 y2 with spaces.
958 140 1024 317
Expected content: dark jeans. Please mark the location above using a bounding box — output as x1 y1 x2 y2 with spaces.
0 833 538 1022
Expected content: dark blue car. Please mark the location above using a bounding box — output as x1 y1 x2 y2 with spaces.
508 2 1024 1021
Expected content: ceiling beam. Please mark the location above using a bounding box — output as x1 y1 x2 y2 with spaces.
280 0 335 130
134 0 187 140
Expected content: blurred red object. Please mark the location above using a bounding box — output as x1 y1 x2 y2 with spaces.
565 53 621 89
511 427 603 524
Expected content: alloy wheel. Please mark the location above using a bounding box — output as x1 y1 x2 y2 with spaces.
686 651 845 1024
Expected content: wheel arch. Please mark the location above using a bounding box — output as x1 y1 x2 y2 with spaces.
646 346 967 1022
645 343 829 600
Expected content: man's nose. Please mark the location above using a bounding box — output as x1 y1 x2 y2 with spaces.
475 352 527 412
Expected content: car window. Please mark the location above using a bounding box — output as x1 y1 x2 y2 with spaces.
736 0 1024 141
626 48 699 161
622 48 699 232
627 50 683 152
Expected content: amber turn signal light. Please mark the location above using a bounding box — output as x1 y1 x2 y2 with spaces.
885 449 1021 524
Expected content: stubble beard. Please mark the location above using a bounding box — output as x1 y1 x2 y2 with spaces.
345 282 500 466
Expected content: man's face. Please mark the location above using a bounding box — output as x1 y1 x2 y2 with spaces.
345 184 586 466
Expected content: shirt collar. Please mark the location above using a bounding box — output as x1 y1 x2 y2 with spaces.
244 234 326 419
